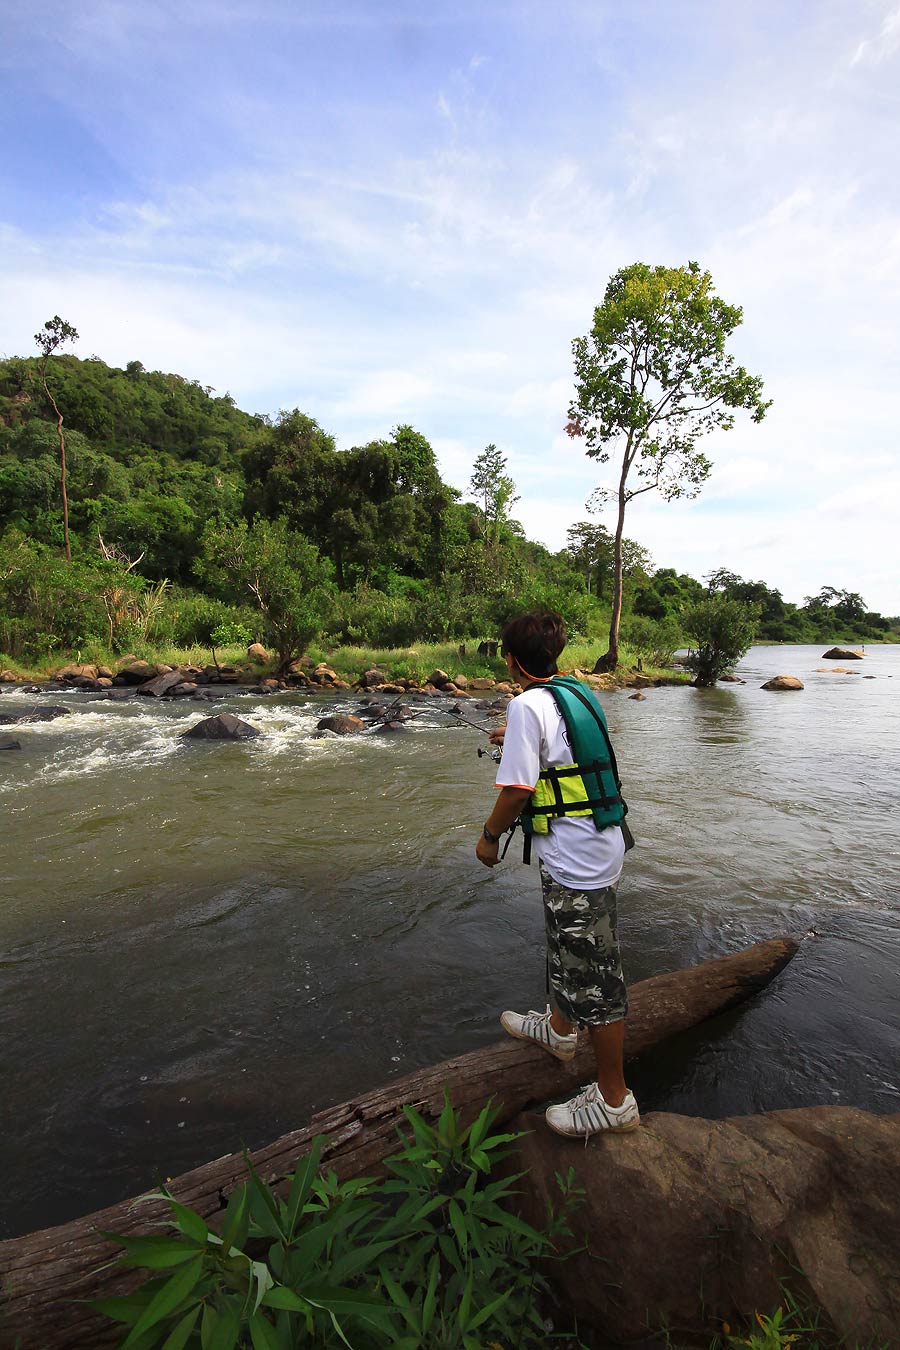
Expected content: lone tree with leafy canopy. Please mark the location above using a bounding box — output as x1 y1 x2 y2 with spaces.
567 262 770 671
33 316 79 562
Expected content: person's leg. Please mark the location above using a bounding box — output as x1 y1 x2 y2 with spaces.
545 871 634 1121
587 1019 627 1107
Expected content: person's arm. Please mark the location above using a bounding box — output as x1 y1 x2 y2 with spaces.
476 786 533 868
475 698 540 869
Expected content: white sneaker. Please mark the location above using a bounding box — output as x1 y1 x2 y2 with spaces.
545 1081 640 1138
500 1005 577 1061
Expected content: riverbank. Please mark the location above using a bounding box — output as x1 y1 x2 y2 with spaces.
0 637 693 693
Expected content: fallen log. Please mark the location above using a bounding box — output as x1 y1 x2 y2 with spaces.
0 936 799 1348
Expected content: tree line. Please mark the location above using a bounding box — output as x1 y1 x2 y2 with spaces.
1 291 896 673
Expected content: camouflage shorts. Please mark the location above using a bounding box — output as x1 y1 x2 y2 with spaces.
540 862 628 1027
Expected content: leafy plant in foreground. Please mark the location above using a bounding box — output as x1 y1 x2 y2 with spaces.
94 1094 584 1349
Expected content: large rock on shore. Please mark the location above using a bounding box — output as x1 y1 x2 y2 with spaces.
117 660 159 684
762 675 804 690
181 713 261 740
247 643 272 663
822 647 864 660
508 1106 900 1347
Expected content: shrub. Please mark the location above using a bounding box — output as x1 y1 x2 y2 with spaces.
683 596 760 687
95 1093 583 1348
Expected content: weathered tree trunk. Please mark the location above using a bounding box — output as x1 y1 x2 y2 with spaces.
0 937 799 1349
41 379 71 563
594 457 629 674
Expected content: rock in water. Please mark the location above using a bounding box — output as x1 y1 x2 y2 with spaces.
822 647 864 660
182 713 261 740
118 660 159 683
316 715 365 735
761 675 804 690
0 735 21 751
0 705 72 725
137 671 185 698
507 1106 900 1348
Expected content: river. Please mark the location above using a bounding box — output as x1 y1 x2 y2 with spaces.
2 645 898 1239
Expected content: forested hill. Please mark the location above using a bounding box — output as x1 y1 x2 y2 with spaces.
0 353 895 665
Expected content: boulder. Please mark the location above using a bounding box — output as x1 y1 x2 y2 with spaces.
311 663 338 684
822 647 864 660
469 677 496 690
0 670 17 682
118 660 158 684
0 706 71 725
381 682 406 694
96 666 114 680
358 667 386 689
762 675 804 691
316 714 365 735
136 671 185 698
718 673 746 683
202 664 241 683
181 713 261 740
247 643 272 663
629 691 646 700
427 669 451 687
452 673 469 689
0 735 21 751
54 663 98 681
507 1106 900 1348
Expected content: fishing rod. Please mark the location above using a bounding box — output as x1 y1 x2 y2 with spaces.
438 704 505 762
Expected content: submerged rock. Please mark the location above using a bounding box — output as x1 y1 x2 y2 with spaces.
182 713 261 740
0 735 21 751
762 675 804 690
0 705 72 725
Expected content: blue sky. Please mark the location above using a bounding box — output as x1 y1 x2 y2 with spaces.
2 0 898 611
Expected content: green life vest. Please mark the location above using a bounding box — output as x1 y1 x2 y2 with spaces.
520 676 627 841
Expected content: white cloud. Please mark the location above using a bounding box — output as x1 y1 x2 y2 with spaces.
850 4 900 65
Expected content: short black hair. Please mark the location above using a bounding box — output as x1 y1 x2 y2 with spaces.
501 611 567 679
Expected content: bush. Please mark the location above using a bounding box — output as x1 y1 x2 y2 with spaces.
683 596 760 686
96 1094 583 1348
621 614 683 666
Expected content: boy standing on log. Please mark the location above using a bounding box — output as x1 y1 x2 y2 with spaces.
475 611 640 1139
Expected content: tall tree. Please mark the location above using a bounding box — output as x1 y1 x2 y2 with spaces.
33 316 79 560
567 262 770 671
468 443 518 550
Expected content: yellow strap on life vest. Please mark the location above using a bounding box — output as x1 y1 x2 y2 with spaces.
529 765 595 834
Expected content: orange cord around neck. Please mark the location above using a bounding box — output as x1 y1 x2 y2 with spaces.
511 656 556 684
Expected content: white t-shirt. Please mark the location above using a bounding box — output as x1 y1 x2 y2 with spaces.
495 684 625 890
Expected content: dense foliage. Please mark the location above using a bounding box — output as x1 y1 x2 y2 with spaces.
95 1095 583 1348
0 353 895 666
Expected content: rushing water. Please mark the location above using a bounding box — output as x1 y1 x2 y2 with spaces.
2 646 899 1238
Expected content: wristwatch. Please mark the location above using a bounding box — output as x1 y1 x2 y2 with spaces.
482 824 500 844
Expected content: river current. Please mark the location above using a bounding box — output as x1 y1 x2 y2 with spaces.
2 645 899 1238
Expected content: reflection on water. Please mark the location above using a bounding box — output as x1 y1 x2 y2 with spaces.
2 646 899 1238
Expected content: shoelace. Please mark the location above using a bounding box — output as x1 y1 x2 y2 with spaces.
523 1008 574 1041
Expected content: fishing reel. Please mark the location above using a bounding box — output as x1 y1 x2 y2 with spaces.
477 745 503 763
